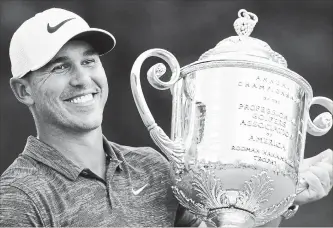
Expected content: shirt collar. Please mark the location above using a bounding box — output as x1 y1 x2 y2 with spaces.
102 135 124 172
22 135 123 181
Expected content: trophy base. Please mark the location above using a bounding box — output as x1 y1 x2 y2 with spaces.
208 208 255 228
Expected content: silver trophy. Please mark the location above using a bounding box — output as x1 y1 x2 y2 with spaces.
130 9 333 227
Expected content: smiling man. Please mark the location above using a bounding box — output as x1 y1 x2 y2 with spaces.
0 8 187 227
0 7 332 228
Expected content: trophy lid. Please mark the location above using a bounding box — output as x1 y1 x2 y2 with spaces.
179 9 313 99
198 9 288 68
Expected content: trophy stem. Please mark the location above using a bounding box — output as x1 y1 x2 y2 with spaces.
208 208 255 228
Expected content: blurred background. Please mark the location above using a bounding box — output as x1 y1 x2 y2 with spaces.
0 0 332 226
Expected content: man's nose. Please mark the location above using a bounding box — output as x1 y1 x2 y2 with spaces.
69 66 92 87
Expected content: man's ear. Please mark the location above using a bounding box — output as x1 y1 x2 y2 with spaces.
9 78 34 106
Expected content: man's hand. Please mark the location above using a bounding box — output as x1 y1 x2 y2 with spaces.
295 149 333 205
259 149 332 227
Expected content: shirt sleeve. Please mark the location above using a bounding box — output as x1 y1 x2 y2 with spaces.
0 184 44 227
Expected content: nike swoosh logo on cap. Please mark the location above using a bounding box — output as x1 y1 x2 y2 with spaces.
47 18 75 33
132 183 148 196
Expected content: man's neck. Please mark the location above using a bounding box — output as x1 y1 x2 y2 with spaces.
37 125 106 180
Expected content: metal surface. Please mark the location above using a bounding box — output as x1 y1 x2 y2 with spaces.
130 9 333 227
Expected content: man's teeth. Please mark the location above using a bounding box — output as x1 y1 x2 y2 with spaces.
69 94 94 104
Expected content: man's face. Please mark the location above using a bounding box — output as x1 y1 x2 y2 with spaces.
27 40 108 133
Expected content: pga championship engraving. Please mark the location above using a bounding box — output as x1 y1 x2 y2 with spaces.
130 9 333 227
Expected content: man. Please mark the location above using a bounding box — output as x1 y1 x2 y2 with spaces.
0 8 332 227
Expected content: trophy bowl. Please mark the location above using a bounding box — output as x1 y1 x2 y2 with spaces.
130 9 333 227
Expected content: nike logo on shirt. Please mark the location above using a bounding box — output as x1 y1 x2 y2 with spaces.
132 183 148 195
47 18 75 33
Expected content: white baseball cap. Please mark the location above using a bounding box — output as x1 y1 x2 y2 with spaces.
9 8 116 78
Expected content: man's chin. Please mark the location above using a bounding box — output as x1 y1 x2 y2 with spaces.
78 122 101 131
68 117 102 132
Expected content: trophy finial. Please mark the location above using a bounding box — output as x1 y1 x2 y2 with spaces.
233 9 258 37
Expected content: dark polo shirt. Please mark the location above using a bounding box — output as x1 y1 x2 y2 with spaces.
0 136 183 227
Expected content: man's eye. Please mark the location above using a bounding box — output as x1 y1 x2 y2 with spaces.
82 59 96 65
52 64 69 72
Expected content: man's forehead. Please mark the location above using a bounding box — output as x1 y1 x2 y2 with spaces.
54 40 96 58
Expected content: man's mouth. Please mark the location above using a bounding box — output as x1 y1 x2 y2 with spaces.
65 93 98 104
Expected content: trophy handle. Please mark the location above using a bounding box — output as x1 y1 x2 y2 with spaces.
306 96 333 136
130 48 186 168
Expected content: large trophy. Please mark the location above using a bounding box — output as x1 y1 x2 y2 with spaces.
130 9 333 227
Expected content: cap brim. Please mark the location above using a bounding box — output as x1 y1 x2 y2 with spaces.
27 28 116 77
71 28 116 56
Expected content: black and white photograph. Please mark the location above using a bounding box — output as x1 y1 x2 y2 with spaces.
0 0 332 227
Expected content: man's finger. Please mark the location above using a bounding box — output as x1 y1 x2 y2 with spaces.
295 171 326 205
306 171 327 196
309 165 331 193
317 162 333 182
302 149 332 167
